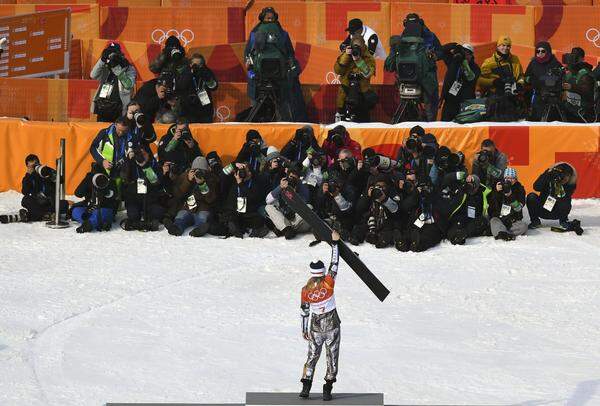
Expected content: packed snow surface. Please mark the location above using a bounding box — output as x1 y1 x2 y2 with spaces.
0 190 599 406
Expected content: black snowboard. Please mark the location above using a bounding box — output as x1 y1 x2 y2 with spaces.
282 188 390 302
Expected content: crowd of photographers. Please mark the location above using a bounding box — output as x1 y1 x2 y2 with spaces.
2 124 584 250
88 6 600 125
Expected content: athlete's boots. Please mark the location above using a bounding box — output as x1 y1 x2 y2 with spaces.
323 379 335 401
299 378 312 398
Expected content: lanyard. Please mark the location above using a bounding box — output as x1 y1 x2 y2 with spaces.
237 179 253 196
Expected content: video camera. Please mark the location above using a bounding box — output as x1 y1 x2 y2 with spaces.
539 66 565 99
562 52 580 66
492 65 517 95
34 164 56 180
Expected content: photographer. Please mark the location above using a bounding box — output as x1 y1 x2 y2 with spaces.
187 53 218 123
71 165 119 233
89 116 141 179
488 168 527 241
561 47 596 123
163 157 219 237
265 165 311 239
322 125 362 165
316 174 355 240
524 42 563 121
471 139 508 188
120 146 168 231
133 72 175 123
443 174 488 245
223 162 270 238
244 7 307 122
440 43 480 121
340 18 386 60
91 42 136 123
334 35 376 122
263 147 287 190
235 129 268 174
125 101 157 145
527 162 582 234
349 174 399 247
431 146 466 189
1 154 67 223
281 125 320 163
157 119 203 176
396 129 436 185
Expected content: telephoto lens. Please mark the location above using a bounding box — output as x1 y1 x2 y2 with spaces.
371 186 384 201
35 165 55 179
134 149 146 165
237 168 247 179
406 137 419 151
92 173 110 189
134 112 146 126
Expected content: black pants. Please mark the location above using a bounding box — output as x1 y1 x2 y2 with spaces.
21 196 67 221
350 223 394 247
526 193 571 223
441 98 461 122
125 197 166 222
396 224 442 252
446 217 489 243
225 211 265 232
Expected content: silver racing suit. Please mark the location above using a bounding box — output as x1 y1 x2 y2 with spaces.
301 242 340 381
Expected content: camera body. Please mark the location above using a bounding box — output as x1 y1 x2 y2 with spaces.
106 51 123 68
549 167 566 183
133 148 146 165
477 149 494 165
562 52 579 66
167 46 183 61
180 128 193 142
501 180 512 195
405 136 421 153
34 164 56 180
236 166 248 179
133 111 146 127
371 185 385 201
351 44 362 58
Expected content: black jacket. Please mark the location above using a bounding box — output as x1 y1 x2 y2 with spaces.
133 79 170 122
489 181 526 225
157 125 203 175
533 163 577 205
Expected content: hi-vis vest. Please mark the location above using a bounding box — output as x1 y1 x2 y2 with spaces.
98 125 116 163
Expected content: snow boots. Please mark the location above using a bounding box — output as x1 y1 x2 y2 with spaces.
323 379 335 401
495 231 515 241
0 209 29 224
299 378 312 398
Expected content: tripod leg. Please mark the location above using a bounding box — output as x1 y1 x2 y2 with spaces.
246 96 267 122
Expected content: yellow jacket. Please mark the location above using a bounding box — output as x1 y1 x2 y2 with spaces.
478 52 524 94
334 49 375 109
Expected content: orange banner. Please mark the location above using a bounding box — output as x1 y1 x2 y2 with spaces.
99 6 245 47
0 119 597 197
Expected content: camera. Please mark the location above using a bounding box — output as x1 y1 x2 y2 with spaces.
562 52 579 66
106 52 122 68
405 136 421 152
366 155 398 172
92 173 110 190
477 150 493 165
180 128 193 142
193 169 206 184
133 111 146 127
501 180 512 194
549 167 566 183
34 164 56 180
206 151 222 171
351 44 361 58
371 186 385 201
285 175 299 189
338 157 355 171
294 127 310 145
133 148 146 165
417 182 432 195
168 47 183 61
236 167 247 179
326 180 340 194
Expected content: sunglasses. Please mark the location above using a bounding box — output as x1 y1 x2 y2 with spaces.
536 49 547 54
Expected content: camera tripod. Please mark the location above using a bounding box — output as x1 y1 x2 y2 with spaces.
392 98 426 124
540 94 565 122
245 81 290 122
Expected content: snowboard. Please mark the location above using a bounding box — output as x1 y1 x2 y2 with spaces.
282 188 390 302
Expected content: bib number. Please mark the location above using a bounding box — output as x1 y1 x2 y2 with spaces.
237 197 247 213
197 89 211 106
543 196 557 212
99 83 114 99
137 178 147 194
449 80 463 96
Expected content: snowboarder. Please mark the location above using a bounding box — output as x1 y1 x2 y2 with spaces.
299 230 341 401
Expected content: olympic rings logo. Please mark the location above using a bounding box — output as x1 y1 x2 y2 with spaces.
326 71 341 85
307 288 328 301
215 105 231 122
585 28 600 48
151 29 195 47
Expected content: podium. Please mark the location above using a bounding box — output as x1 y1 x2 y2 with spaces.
246 392 384 406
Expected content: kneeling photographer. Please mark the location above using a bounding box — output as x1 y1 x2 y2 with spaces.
350 174 399 248
524 42 564 121
91 42 136 123
265 164 311 240
334 35 376 123
561 47 596 123
163 157 219 237
321 125 362 165
443 174 488 245
157 119 203 176
71 164 119 233
120 146 168 231
281 125 320 163
1 154 67 224
316 173 355 240
440 43 480 121
489 168 527 241
471 139 507 188
527 162 582 234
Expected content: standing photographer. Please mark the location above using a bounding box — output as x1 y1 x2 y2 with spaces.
440 43 480 121
339 18 386 60
157 119 203 176
561 47 596 123
527 162 582 233
334 35 376 123
524 42 563 121
91 42 136 123
488 168 527 241
188 53 218 123
471 139 507 188
133 72 175 123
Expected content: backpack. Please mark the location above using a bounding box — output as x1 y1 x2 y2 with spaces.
454 98 488 123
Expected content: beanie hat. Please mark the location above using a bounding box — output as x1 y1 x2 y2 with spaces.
165 35 182 49
504 167 517 179
497 36 512 46
246 129 262 142
310 260 326 276
191 156 209 171
266 146 281 162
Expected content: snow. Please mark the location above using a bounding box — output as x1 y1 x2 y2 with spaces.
0 190 599 406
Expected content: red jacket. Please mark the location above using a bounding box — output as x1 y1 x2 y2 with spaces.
322 133 362 165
